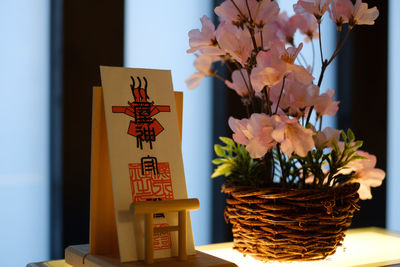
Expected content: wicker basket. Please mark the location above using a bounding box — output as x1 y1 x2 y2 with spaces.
222 182 360 262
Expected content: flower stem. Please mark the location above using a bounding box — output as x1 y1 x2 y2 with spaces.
276 144 287 185
318 22 324 64
262 86 272 115
274 75 287 114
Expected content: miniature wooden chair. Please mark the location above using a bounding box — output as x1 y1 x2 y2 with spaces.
130 198 200 264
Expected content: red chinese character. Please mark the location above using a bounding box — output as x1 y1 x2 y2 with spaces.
153 223 172 250
128 162 174 202
112 76 170 150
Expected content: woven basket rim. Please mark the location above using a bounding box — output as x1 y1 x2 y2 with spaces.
222 182 360 262
222 182 360 192
221 182 360 200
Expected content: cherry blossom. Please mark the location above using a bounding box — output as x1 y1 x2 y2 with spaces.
214 0 279 27
314 89 339 117
251 48 287 90
251 43 313 91
225 69 250 97
329 0 353 26
214 0 254 24
269 76 319 117
294 0 331 20
271 115 315 157
343 151 385 199
228 116 250 146
292 13 319 42
257 24 281 51
185 54 216 89
314 127 341 148
229 114 277 158
349 0 379 27
273 12 299 44
187 15 223 56
252 0 280 28
329 0 379 27
216 22 253 66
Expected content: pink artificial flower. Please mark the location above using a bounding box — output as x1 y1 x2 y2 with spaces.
225 69 250 97
344 151 385 200
279 43 314 85
349 0 379 27
314 127 341 148
292 13 319 42
257 24 281 51
294 0 331 20
215 0 279 27
185 54 215 89
216 22 253 66
215 0 253 24
287 82 320 116
187 15 223 56
229 114 277 158
273 12 299 44
252 0 280 27
314 89 339 117
277 42 302 64
271 115 315 157
329 0 354 25
228 116 250 146
251 48 287 90
329 0 379 27
251 42 313 91
269 76 319 117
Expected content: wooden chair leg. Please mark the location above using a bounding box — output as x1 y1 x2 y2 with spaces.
145 213 154 264
178 210 187 261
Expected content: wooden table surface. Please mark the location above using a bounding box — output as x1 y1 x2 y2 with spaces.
28 227 400 267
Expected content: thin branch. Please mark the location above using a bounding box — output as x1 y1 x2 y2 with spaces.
318 22 324 64
229 0 246 19
298 51 308 68
262 86 272 115
305 27 352 125
274 76 287 114
210 72 226 82
328 28 351 65
245 0 253 21
311 39 316 74
245 68 258 113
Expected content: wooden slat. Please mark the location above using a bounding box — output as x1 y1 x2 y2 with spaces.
154 226 180 233
130 198 199 215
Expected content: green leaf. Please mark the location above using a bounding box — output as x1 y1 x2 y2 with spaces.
221 145 233 152
332 138 340 154
352 140 363 149
341 130 347 141
214 144 225 157
350 155 369 161
211 163 232 178
347 129 355 142
212 158 224 165
219 137 235 147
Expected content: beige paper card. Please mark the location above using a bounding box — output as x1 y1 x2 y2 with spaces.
100 66 195 262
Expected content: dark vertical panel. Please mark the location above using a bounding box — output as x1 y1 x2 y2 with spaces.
211 1 248 243
57 0 124 255
211 67 230 243
211 0 231 243
49 0 64 259
337 0 387 228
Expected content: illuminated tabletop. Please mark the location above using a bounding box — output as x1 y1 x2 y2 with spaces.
28 227 400 267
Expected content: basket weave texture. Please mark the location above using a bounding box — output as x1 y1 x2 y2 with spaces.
222 182 360 262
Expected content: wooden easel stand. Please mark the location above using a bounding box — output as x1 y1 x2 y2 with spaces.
130 198 200 264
